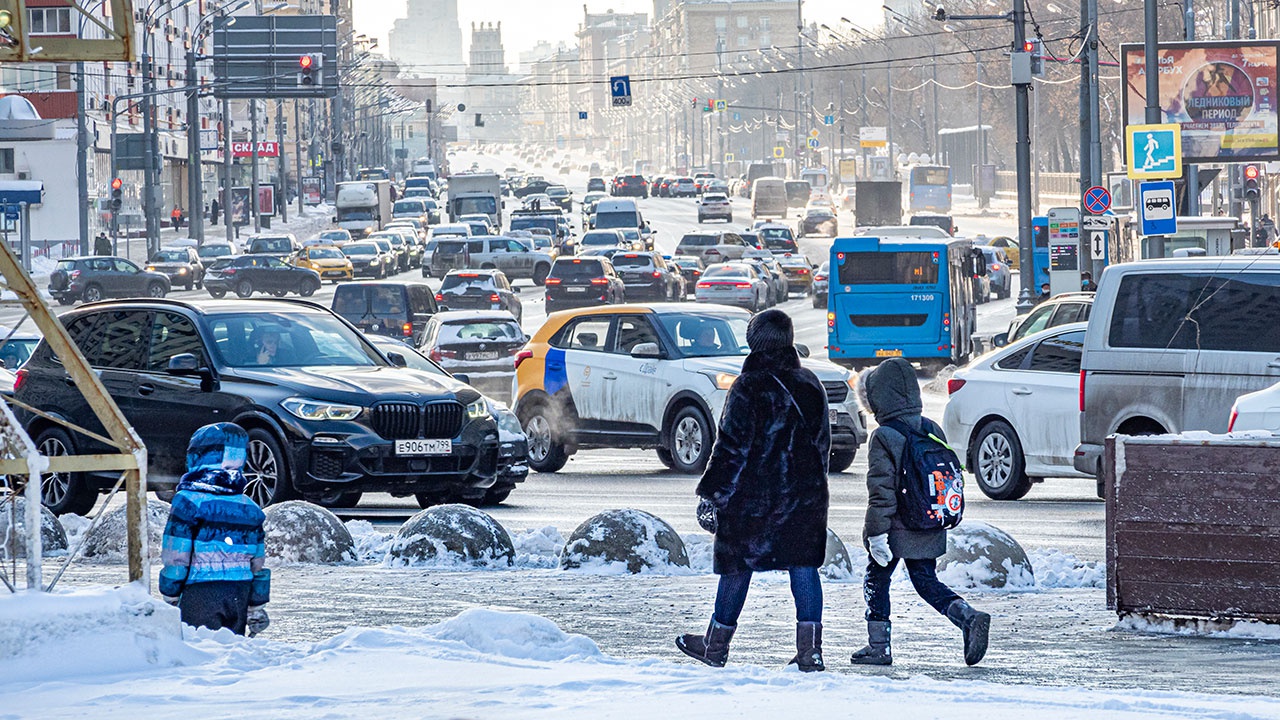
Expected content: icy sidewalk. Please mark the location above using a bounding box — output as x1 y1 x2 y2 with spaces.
2 586 1279 720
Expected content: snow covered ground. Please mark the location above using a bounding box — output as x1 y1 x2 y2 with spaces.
2 584 1279 720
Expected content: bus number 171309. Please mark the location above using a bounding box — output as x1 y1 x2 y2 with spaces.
909 294 937 302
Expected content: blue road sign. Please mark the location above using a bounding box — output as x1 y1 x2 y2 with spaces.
1083 185 1111 214
610 75 632 107
823 114 835 126
3 205 17 221
1139 180 1177 236
733 112 741 121
807 137 820 149
578 111 588 120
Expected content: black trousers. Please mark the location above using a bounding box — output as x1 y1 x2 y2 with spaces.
863 558 961 623
179 580 252 635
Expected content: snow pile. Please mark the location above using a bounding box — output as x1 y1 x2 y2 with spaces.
936 521 1036 590
922 364 957 394
29 254 58 277
510 526 566 568
560 509 690 574
59 511 93 550
0 497 67 558
428 608 603 661
263 501 356 564
1027 548 1105 589
344 519 394 563
1116 614 1280 640
385 504 514 569
0 582 209 684
682 532 714 574
82 499 170 561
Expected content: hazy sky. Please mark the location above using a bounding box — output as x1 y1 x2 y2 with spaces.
355 1 885 69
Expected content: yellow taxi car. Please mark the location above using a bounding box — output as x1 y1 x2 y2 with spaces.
511 303 868 475
294 244 354 283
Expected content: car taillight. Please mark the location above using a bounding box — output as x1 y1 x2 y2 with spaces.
545 277 562 285
429 347 458 361
692 270 702 276
12 368 27 393
652 271 662 278
402 322 413 337
590 278 609 285
991 263 1000 271
798 268 809 275
734 282 751 288
514 349 533 369
224 268 237 275
705 249 720 255
814 274 826 282
435 293 444 301
947 378 966 395
1228 406 1238 432
696 281 710 289
68 270 80 280
1079 369 1086 412
489 293 501 302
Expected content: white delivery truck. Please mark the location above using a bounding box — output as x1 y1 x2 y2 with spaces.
446 172 502 228
336 180 392 236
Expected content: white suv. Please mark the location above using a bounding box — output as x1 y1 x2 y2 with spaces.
698 193 733 223
511 304 868 474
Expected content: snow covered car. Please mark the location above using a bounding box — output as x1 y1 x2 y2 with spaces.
512 304 867 476
1229 381 1280 434
419 311 527 404
942 322 1091 500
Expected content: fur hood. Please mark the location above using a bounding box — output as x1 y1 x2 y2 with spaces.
856 358 922 424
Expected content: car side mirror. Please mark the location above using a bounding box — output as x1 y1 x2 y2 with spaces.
167 353 203 374
512 286 521 293
992 332 1009 348
795 343 811 358
630 342 662 359
386 351 408 367
452 372 471 384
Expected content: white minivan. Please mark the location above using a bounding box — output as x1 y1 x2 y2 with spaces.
1075 256 1280 494
751 177 788 219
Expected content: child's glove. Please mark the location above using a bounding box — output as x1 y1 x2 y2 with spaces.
868 534 892 567
162 594 180 607
696 497 719 534
247 605 270 637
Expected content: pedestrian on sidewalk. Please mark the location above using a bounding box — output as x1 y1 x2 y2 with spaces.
93 232 111 256
676 309 831 672
211 197 220 226
851 358 991 667
171 205 184 230
159 423 271 636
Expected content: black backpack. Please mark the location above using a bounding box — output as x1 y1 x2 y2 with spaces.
882 419 965 531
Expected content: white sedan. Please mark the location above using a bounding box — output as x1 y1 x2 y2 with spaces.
942 322 1091 500
1229 381 1280 433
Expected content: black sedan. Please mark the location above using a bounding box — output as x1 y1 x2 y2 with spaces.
799 208 839 238
204 255 322 299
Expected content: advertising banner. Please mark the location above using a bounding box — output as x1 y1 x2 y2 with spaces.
302 177 322 206
1122 40 1280 163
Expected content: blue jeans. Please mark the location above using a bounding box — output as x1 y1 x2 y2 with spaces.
863 558 961 623
713 567 823 626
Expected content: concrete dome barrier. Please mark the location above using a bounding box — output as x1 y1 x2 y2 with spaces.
263 501 356 564
560 509 689 573
938 521 1035 589
83 500 170 561
0 499 68 558
387 504 514 568
822 528 855 578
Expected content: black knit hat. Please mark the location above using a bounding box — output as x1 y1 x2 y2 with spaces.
746 309 794 352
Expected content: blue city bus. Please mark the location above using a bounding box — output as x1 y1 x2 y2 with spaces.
827 235 980 370
1030 216 1050 289
907 165 953 213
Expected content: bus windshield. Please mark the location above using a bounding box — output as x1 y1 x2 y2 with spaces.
837 251 939 285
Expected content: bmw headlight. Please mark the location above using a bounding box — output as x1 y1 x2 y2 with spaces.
488 400 524 436
281 397 363 421
466 399 490 420
700 371 738 390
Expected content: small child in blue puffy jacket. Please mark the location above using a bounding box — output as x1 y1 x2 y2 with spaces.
159 423 271 636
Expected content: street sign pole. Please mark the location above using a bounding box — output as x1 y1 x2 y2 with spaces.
1142 0 1164 258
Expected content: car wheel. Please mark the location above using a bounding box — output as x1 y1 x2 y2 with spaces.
812 295 823 309
196 279 203 290
532 263 550 286
655 446 675 469
481 487 513 506
57 297 76 306
299 277 320 297
208 289 227 299
82 284 104 303
242 428 295 507
35 427 97 516
185 280 194 291
522 404 568 473
235 279 254 298
147 282 167 298
829 449 857 474
667 405 712 474
973 420 1033 500
312 490 363 509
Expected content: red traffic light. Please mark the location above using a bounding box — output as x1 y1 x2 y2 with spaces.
110 177 123 191
1022 40 1035 53
1245 164 1260 180
299 54 314 70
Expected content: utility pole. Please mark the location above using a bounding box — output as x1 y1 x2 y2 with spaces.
276 100 288 223
75 62 90 255
186 48 205 244
1086 0 1105 280
295 100 305 215
142 38 161 255
1143 0 1164 259
1184 0 1199 215
794 0 803 177
223 97 234 243
251 100 261 232
1013 0 1035 310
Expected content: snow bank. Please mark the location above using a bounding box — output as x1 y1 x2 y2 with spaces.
1116 614 1280 641
560 509 690 574
0 497 67 558
385 504 514 569
511 526 566 568
1028 548 1105 589
263 501 356 564
344 519 394 563
429 608 602 661
0 582 209 684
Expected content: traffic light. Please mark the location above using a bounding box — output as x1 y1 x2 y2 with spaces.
297 53 323 87
1023 39 1044 77
110 177 123 213
1244 164 1261 202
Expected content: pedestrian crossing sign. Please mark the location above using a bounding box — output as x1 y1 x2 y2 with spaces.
1125 123 1182 180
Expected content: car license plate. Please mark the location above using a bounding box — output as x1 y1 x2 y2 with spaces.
875 349 904 358
567 287 587 293
466 351 500 361
395 439 452 456
829 409 839 425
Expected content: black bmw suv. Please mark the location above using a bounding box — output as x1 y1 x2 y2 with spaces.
16 298 499 515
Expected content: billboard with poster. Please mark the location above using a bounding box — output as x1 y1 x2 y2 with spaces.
1122 40 1280 163
301 177 322 206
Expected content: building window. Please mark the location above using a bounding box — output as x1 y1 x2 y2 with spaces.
28 7 72 35
738 35 749 48
760 17 771 31
715 16 727 31
0 149 14 175
56 64 72 90
737 16 748 29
